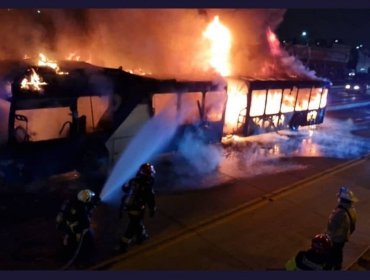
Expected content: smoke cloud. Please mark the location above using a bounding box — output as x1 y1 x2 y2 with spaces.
0 9 321 80
177 128 222 174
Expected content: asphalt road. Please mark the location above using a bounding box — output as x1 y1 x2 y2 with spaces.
94 156 370 270
1 86 370 270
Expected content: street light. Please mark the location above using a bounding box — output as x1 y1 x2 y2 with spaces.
300 31 310 66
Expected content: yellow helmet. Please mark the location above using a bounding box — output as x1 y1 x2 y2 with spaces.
337 187 358 203
77 189 95 203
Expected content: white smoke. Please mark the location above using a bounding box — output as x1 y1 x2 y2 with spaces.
177 128 222 174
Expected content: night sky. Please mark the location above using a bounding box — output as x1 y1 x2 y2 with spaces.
277 9 370 48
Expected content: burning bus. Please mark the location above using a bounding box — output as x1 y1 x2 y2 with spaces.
223 77 330 136
0 53 330 185
0 12 332 186
0 57 226 185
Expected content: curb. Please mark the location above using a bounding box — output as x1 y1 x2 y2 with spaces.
345 245 370 271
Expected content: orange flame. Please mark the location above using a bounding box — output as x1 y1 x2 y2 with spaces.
203 16 232 77
20 68 47 92
201 21 326 136
38 53 68 75
125 67 151 76
223 78 248 134
66 52 93 64
66 52 81 61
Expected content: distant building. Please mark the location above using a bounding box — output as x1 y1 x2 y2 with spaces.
285 43 352 84
356 49 370 73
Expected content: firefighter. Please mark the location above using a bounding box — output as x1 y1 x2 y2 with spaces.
326 186 358 270
285 233 333 271
117 163 157 252
56 188 101 265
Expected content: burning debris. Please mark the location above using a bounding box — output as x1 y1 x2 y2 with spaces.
19 53 69 93
20 67 47 92
37 53 68 75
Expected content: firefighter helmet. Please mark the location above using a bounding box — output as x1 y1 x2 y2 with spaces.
138 163 156 177
337 186 358 203
77 189 96 203
311 233 332 254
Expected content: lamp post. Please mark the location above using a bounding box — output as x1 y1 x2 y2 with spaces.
301 31 310 66
301 31 307 39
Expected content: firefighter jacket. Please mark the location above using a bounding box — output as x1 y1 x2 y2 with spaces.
326 201 357 243
120 175 156 215
286 249 333 271
56 199 94 235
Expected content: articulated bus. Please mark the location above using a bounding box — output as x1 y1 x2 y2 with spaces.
0 60 330 183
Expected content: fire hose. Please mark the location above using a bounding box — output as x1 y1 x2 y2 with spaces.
60 228 89 270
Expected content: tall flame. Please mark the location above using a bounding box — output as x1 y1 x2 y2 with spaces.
203 16 232 77
223 79 248 134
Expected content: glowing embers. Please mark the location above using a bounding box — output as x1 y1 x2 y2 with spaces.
249 87 326 117
308 88 322 110
307 111 318 122
252 115 285 128
203 15 232 76
38 53 68 75
125 67 152 76
66 52 81 61
20 68 47 92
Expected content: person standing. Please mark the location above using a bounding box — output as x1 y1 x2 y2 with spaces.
326 186 358 270
56 188 100 266
118 163 157 253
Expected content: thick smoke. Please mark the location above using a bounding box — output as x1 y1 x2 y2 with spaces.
0 9 320 80
177 127 222 174
84 9 290 79
0 9 90 60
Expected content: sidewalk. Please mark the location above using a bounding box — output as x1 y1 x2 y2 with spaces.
93 155 370 270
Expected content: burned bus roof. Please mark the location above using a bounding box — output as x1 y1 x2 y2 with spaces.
233 77 331 90
0 60 223 110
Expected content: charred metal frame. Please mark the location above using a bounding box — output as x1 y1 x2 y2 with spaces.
4 61 226 145
150 80 227 145
0 60 228 180
235 79 331 136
